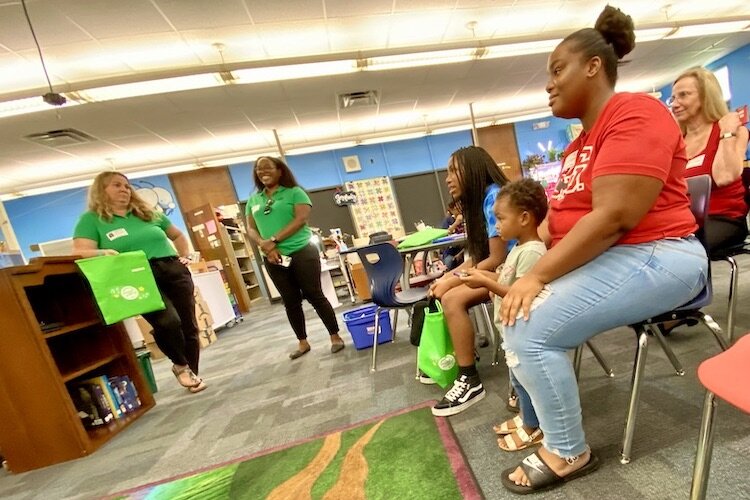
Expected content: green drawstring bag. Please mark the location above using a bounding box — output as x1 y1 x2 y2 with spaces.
417 300 459 388
76 251 165 325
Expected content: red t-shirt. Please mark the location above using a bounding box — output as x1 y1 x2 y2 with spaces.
548 93 697 246
683 122 748 219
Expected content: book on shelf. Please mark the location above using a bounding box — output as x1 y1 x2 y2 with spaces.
110 376 141 413
72 383 114 427
82 376 123 419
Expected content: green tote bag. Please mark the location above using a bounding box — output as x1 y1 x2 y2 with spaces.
76 250 165 325
417 300 459 388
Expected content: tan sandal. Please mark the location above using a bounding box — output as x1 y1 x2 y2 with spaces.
493 415 524 436
172 365 201 388
188 379 207 393
497 427 543 452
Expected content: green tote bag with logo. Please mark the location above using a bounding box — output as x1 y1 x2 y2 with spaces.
76 250 165 325
417 300 459 388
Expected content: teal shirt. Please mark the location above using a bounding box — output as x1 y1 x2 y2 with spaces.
246 186 312 255
73 211 177 259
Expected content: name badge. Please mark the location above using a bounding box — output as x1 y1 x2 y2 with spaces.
106 228 129 241
251 204 261 214
686 154 705 170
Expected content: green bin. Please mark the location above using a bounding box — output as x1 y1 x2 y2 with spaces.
136 348 158 394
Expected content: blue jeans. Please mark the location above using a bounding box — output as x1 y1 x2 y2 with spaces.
503 236 707 458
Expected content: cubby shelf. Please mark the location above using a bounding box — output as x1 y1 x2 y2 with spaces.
0 257 155 473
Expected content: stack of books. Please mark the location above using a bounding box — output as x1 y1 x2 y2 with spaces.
71 375 141 428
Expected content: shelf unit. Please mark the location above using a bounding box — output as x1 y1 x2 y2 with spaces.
0 257 155 473
220 217 262 302
184 204 253 313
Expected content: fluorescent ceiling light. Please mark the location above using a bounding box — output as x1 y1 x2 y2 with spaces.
667 21 750 39
635 27 678 42
363 48 479 71
359 131 427 145
286 141 359 155
70 73 222 103
484 39 562 59
234 60 357 83
0 96 80 119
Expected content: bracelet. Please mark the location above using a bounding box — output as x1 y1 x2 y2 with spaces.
719 131 737 140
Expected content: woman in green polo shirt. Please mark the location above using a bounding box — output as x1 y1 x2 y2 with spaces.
73 171 206 394
246 156 345 359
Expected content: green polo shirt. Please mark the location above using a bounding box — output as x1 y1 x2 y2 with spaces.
73 211 177 259
246 186 312 255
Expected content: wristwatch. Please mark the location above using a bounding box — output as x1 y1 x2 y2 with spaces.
719 131 737 140
270 236 279 244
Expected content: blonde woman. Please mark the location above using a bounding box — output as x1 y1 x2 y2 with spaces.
73 171 206 394
670 66 749 256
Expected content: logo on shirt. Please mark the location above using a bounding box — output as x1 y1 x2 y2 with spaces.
552 146 590 201
106 228 129 241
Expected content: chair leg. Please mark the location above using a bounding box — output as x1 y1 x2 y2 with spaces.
573 345 583 380
621 327 649 464
371 307 381 372
690 391 718 500
477 303 500 366
392 309 399 342
723 255 738 345
586 340 614 378
697 313 729 351
649 324 684 376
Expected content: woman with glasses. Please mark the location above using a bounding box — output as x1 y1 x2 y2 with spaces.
498 6 707 493
669 67 749 257
245 156 345 359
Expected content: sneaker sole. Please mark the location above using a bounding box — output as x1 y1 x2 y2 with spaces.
419 378 437 385
431 390 486 417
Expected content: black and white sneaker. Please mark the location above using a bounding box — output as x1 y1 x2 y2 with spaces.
431 374 485 416
418 371 437 385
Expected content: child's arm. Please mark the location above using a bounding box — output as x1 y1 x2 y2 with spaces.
459 269 510 297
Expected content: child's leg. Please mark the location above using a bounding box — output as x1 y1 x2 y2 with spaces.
510 370 538 429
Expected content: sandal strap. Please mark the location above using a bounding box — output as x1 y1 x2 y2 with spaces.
519 451 562 490
499 415 524 433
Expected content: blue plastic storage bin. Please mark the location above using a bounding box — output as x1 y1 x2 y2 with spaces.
342 305 393 350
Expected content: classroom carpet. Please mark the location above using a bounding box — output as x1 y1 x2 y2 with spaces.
107 403 482 500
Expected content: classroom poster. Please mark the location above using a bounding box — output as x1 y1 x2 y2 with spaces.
344 177 404 238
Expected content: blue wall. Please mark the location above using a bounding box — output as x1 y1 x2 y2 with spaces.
6 173 186 259
513 115 577 164
229 130 473 200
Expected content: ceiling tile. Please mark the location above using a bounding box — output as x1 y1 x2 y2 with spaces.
55 0 172 39
324 0 393 19
153 0 252 29
245 0 325 23
0 2 91 51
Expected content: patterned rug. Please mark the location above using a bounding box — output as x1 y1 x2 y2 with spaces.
108 402 482 499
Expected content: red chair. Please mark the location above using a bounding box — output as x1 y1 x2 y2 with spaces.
689 333 750 499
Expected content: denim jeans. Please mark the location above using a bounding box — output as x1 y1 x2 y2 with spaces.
502 236 707 458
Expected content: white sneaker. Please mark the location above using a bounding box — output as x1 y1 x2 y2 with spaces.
418 372 437 385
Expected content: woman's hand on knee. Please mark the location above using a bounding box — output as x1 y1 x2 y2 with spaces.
501 274 545 326
430 275 458 299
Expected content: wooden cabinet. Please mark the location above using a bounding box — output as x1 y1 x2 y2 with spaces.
0 258 155 473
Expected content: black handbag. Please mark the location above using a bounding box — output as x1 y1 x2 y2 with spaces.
410 298 437 346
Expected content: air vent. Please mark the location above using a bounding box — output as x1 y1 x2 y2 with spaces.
337 90 379 109
24 128 97 148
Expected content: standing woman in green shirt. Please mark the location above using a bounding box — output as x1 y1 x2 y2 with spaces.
246 156 345 359
73 171 206 394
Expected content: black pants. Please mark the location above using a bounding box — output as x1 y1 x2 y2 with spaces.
705 215 748 257
265 244 339 340
142 258 200 374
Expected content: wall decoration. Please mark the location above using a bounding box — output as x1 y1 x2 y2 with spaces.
342 155 362 173
333 190 358 207
131 180 177 215
344 177 403 238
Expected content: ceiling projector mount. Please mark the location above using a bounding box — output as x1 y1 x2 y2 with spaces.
21 0 66 107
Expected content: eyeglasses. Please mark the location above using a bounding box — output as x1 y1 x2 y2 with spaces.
666 90 695 106
263 197 274 215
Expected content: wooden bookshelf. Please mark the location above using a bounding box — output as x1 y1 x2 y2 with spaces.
0 257 155 473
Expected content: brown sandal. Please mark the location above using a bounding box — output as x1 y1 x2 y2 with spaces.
494 415 524 436
172 365 201 388
497 427 543 452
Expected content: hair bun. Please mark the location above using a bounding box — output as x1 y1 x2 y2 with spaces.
594 5 635 59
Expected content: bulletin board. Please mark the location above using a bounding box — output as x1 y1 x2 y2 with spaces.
344 177 404 238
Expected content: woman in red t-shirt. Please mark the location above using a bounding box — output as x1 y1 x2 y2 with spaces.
669 66 749 255
498 6 708 494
